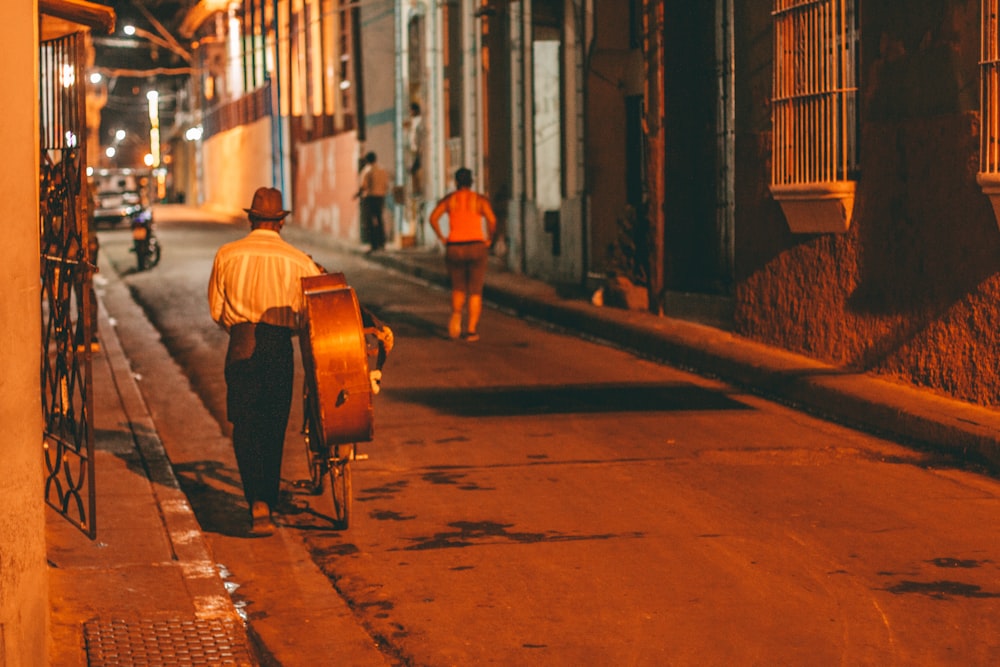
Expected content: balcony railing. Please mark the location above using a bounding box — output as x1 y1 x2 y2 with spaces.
202 80 272 140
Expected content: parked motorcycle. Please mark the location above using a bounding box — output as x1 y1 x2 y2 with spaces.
130 209 161 271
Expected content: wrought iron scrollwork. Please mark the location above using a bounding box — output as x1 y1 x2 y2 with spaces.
40 32 96 538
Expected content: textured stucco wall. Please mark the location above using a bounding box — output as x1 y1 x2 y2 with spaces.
733 0 1000 406
0 2 49 664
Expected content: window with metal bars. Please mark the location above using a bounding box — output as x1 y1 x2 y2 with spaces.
977 0 1000 228
981 0 1000 174
231 0 355 140
771 0 859 188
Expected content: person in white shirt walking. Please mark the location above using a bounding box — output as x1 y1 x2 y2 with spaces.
207 187 322 536
358 151 391 252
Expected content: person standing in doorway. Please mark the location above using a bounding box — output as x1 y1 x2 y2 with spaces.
207 187 323 536
429 167 497 341
358 151 391 253
407 102 425 197
406 103 427 238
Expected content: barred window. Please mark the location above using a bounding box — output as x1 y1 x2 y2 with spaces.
982 0 1000 174
285 0 356 129
978 0 1000 228
771 0 859 187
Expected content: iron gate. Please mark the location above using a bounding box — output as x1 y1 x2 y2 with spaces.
40 31 96 538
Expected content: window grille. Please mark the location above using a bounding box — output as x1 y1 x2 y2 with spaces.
771 0 859 187
231 0 355 140
981 0 1000 174
977 0 1000 230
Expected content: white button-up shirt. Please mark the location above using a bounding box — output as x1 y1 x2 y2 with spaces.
208 229 323 331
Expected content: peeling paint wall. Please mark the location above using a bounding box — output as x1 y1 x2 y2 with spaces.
294 131 362 242
733 0 1000 406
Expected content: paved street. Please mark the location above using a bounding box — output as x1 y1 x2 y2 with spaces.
95 209 1000 666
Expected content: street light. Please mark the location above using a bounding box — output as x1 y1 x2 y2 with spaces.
91 13 194 203
103 129 145 169
123 24 192 63
146 90 167 202
147 89 160 169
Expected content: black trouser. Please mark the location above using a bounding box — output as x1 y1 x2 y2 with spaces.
362 195 386 250
224 322 294 508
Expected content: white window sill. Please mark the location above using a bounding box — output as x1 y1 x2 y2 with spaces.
771 181 856 234
976 172 1000 231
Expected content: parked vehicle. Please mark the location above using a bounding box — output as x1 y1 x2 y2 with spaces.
90 168 147 227
130 209 160 271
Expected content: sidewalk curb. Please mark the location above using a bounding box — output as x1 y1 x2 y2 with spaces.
363 249 1000 474
96 268 248 623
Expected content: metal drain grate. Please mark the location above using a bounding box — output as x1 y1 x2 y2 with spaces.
83 617 255 666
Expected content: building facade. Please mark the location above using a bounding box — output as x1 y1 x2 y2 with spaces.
182 0 374 242
728 0 1000 407
398 0 598 283
181 0 1000 409
403 0 1000 408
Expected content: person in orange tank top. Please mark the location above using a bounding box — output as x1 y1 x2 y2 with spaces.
429 167 497 341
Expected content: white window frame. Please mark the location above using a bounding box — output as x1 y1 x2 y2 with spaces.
770 0 859 233
977 0 1000 229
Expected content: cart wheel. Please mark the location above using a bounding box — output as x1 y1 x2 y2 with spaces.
303 393 325 494
330 450 352 530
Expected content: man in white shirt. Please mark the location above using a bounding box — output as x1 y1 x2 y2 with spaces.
208 187 322 536
358 151 391 252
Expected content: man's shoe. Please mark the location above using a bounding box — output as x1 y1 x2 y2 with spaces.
250 501 275 537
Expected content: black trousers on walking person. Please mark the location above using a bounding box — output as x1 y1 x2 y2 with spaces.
362 195 386 250
224 322 294 509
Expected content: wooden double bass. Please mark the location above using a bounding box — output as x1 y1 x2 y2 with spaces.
300 273 373 446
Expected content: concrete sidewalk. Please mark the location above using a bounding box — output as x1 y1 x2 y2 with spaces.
45 274 257 666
